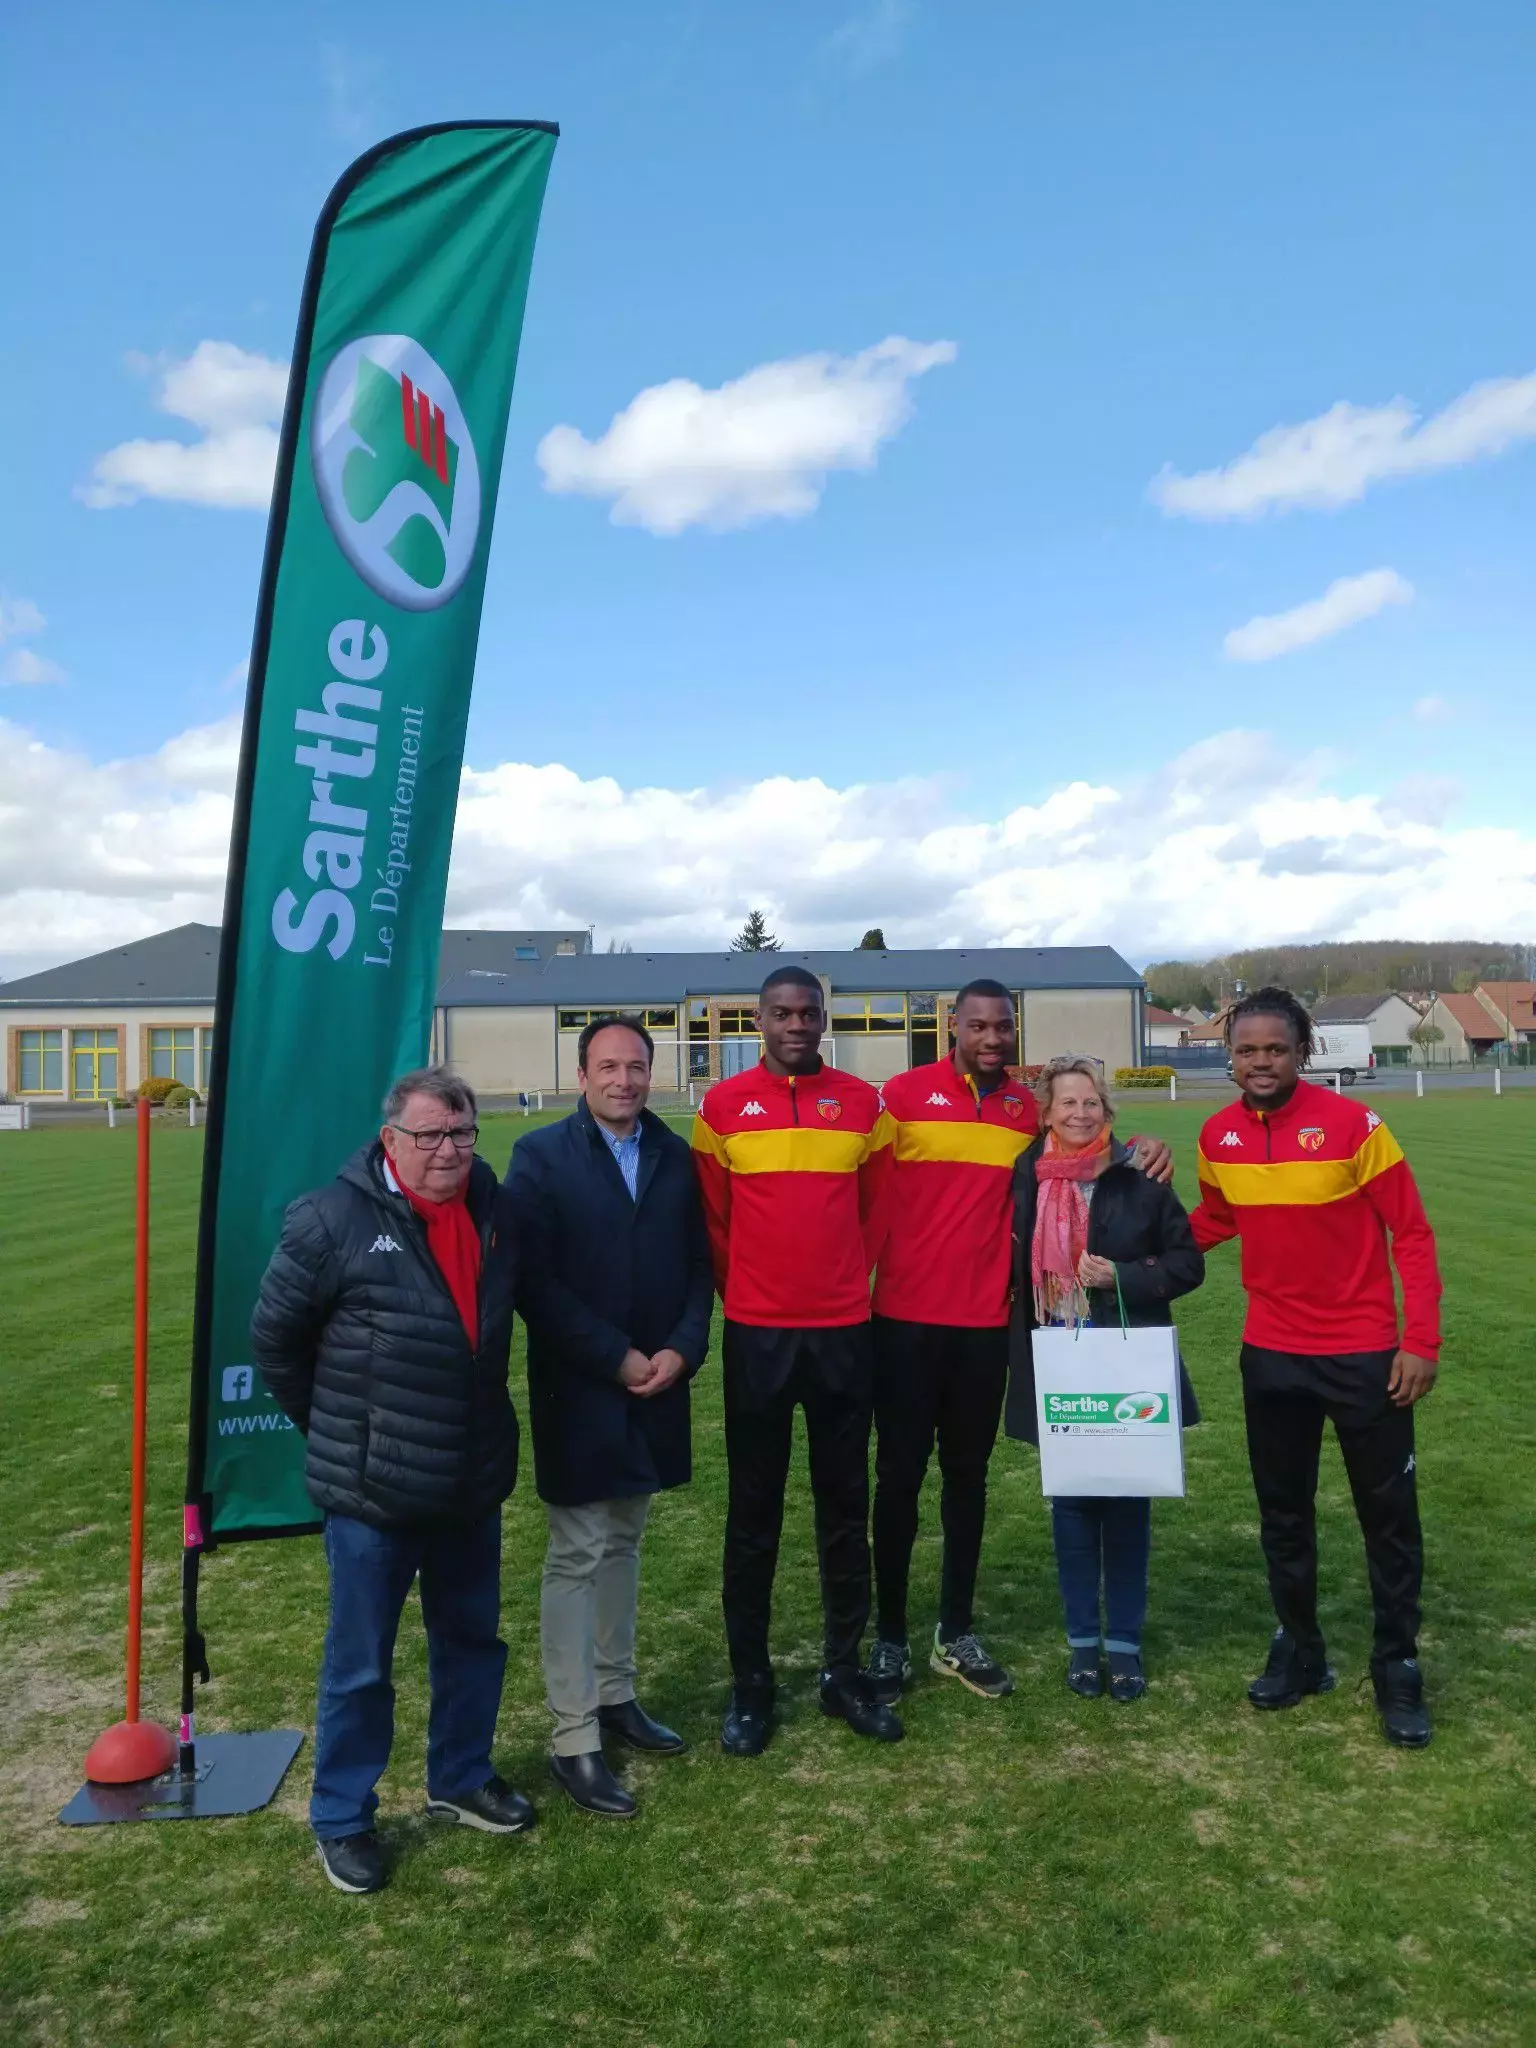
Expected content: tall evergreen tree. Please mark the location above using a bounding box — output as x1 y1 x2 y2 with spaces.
857 927 888 950
729 909 780 953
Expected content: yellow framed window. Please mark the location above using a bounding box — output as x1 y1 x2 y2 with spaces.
17 1029 64 1093
149 1027 197 1086
831 993 907 1035
70 1028 119 1100
200 1028 215 1091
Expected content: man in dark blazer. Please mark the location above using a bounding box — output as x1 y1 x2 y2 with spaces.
506 1015 714 1818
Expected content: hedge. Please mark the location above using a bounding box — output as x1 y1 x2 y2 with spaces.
137 1077 180 1104
163 1084 200 1110
1114 1065 1176 1089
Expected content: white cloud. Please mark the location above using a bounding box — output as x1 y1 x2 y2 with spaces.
826 0 914 74
1 648 68 687
79 342 289 510
320 39 382 143
1222 568 1413 663
0 595 46 643
1151 370 1536 519
1411 694 1451 723
536 336 957 534
4 715 1534 980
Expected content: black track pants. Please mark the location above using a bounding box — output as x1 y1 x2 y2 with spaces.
721 1322 874 1685
1241 1344 1423 1664
871 1317 1009 1644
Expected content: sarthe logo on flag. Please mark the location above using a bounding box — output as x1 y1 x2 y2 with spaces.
312 335 482 611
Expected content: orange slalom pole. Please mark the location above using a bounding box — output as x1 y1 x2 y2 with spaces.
83 1094 177 1783
125 1094 151 1722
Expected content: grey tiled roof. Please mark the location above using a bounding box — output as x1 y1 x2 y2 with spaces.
0 923 590 1004
436 945 1143 1009
1313 994 1397 1022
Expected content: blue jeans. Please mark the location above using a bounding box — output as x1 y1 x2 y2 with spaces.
310 1511 507 1841
1050 1497 1152 1655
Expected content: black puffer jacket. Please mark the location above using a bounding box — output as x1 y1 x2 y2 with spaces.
251 1143 519 1527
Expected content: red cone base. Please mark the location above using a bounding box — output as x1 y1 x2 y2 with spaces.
84 1719 179 1785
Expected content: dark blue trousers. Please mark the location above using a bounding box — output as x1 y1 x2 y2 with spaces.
1050 1496 1152 1655
310 1510 506 1841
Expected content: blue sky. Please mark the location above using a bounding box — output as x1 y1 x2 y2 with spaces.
2 1 1533 970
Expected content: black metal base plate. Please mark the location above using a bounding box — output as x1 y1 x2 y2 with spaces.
58 1729 304 1826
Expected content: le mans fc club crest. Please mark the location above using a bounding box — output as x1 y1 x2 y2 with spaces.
1003 1095 1025 1120
1298 1126 1326 1152
816 1096 842 1122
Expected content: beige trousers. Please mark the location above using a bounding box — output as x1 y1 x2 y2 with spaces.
541 1494 652 1757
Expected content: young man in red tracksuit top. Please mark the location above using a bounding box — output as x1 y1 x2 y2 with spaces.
692 964 901 1755
1191 987 1442 1748
864 979 1172 1706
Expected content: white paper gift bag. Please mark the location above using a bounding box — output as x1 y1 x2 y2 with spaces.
1032 1322 1186 1499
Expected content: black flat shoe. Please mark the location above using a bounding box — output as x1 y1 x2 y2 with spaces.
720 1682 775 1758
1106 1652 1146 1703
599 1699 688 1754
315 1830 387 1894
1247 1627 1336 1711
549 1750 637 1818
818 1671 904 1743
1067 1647 1103 1698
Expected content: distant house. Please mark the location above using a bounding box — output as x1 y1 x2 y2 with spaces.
1472 980 1536 1049
1313 992 1421 1066
1144 1005 1190 1048
1417 992 1504 1065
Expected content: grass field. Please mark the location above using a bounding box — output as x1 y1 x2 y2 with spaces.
3 1095 1534 2048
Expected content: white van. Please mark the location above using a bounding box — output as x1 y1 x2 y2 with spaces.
1307 1023 1376 1086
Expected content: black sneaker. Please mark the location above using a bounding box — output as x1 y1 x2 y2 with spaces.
863 1637 911 1707
930 1628 1014 1699
1247 1626 1336 1711
1372 1657 1432 1748
425 1774 537 1834
316 1830 387 1894
1067 1645 1103 1698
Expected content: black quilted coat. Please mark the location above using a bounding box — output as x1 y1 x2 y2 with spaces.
251 1142 519 1528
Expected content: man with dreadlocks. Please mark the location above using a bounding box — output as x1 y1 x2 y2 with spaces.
1190 986 1442 1747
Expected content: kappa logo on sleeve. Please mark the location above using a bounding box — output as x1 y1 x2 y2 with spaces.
312 335 482 611
1365 1111 1382 1131
369 1233 404 1254
1219 1130 1244 1149
739 1100 767 1118
924 1092 953 1107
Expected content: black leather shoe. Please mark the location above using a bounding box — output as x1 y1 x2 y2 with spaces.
549 1750 637 1818
315 1830 387 1894
426 1774 536 1834
818 1670 904 1743
599 1698 688 1754
720 1682 775 1757
1372 1657 1432 1748
1247 1626 1336 1711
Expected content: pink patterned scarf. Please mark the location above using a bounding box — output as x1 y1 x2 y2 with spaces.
1031 1129 1111 1325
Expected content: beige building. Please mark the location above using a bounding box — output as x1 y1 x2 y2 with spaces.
2 925 1146 1105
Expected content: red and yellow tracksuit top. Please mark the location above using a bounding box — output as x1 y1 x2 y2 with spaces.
1191 1078 1441 1359
870 1057 1040 1328
691 1061 891 1328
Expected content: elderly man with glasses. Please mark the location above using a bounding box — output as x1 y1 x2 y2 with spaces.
252 1064 533 1895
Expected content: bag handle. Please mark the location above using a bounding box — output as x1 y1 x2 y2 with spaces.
1070 1265 1130 1341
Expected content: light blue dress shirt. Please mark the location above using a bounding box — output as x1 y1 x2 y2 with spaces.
599 1120 642 1200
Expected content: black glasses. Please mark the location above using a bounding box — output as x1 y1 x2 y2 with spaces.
390 1122 478 1151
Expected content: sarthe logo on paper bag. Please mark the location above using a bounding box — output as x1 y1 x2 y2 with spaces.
312 335 482 611
1044 1390 1171 1428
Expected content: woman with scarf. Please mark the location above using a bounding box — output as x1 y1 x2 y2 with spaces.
1007 1056 1203 1702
